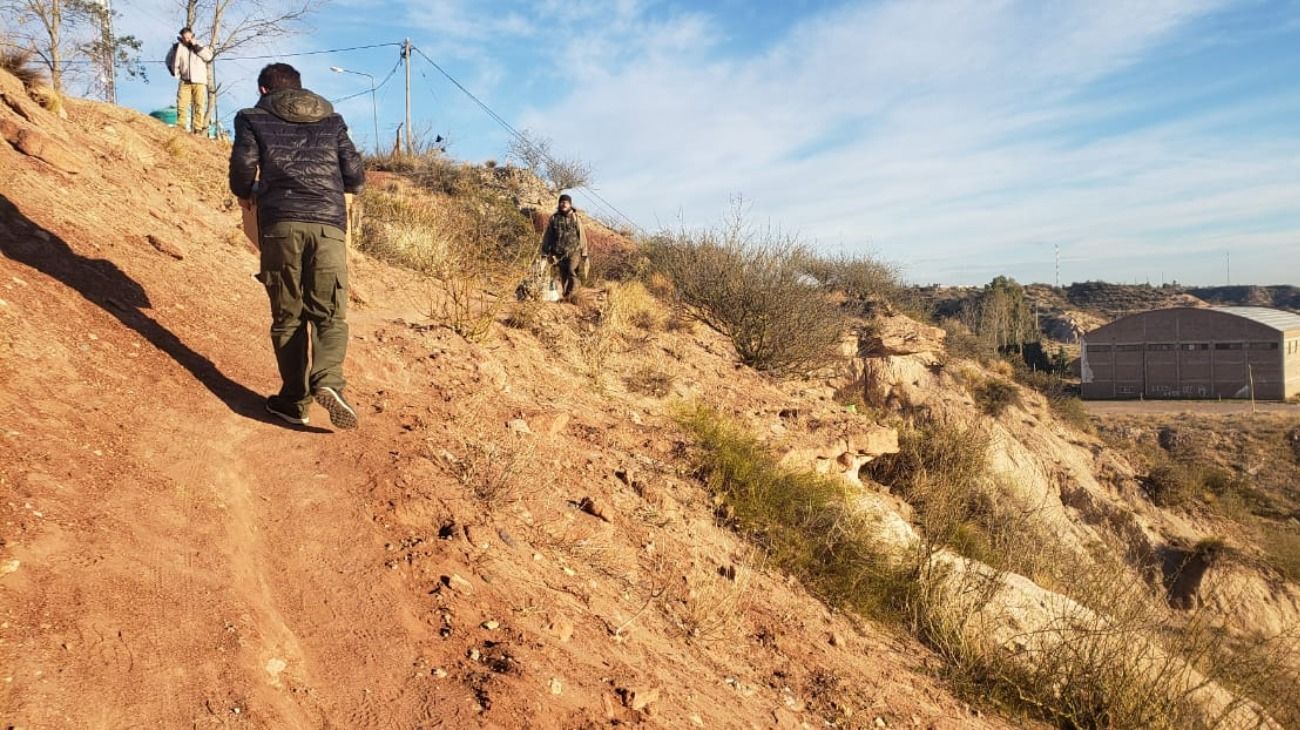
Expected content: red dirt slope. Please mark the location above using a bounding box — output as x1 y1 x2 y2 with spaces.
0 72 1024 729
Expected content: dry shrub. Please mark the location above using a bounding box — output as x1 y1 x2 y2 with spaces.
506 130 592 193
801 251 904 306
646 210 846 377
972 378 1020 417
444 438 531 507
585 226 645 282
0 46 44 88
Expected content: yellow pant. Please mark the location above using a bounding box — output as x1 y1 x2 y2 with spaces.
177 82 208 134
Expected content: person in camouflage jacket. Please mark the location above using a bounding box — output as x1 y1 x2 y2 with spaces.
540 194 588 299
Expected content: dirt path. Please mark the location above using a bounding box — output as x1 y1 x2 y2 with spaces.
1085 400 1300 416
0 272 437 727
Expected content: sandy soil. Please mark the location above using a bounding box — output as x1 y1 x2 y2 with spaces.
0 81 1031 728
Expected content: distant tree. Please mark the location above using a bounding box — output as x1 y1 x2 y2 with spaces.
71 0 145 102
507 129 593 194
960 276 1038 353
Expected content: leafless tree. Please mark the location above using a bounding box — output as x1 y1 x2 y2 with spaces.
507 129 593 194
1 0 76 92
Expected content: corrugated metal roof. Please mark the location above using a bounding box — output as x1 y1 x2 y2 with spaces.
1212 306 1300 333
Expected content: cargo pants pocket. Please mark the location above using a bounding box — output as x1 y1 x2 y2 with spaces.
255 269 303 330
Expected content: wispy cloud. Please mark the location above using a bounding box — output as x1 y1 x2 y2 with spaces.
494 0 1298 285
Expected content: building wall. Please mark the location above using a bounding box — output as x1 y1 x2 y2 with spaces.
1080 309 1289 400
1286 335 1300 399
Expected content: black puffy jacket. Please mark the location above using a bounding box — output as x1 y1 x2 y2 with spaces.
229 88 365 231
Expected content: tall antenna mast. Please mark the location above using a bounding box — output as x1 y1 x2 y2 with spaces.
1054 243 1061 288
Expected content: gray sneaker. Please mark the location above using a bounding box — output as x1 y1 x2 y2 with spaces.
314 386 358 430
266 396 310 425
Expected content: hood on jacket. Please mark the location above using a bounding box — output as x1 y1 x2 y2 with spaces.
257 89 334 123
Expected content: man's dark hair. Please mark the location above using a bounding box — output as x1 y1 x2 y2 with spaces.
258 63 303 93
558 194 572 204
180 26 193 35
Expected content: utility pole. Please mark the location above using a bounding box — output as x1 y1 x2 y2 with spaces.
1226 251 1231 285
403 38 413 155
1054 243 1060 289
101 0 116 104
1248 363 1256 414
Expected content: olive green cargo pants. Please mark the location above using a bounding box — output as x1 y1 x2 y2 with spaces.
256 221 349 409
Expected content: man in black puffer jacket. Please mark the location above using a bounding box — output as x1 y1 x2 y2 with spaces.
230 63 365 429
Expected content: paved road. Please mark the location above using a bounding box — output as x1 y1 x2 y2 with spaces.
1084 400 1300 416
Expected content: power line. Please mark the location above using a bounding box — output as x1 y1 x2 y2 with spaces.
409 45 644 234
0 40 402 66
223 42 403 61
330 54 403 104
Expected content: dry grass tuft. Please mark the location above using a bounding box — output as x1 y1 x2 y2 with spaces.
660 548 758 642
503 299 544 333
972 378 1020 417
624 364 675 398
677 405 905 616
360 184 532 341
606 281 664 331
164 135 187 159
443 438 532 507
0 47 45 88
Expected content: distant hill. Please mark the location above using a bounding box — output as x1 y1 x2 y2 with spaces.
1188 285 1300 311
918 281 1298 343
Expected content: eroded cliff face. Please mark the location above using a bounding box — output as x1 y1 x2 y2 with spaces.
765 313 1298 725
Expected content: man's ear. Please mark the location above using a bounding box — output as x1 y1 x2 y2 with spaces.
258 86 269 95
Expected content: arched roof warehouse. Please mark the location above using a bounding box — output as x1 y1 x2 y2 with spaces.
1080 307 1300 400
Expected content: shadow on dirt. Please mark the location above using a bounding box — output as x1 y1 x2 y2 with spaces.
0 193 327 432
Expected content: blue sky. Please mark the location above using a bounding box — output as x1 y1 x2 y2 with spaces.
101 0 1300 286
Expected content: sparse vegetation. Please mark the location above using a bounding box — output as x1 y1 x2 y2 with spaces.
507 129 593 193
359 174 533 341
646 209 846 376
800 252 904 305
680 406 1299 727
972 378 1020 417
1258 522 1300 584
1011 366 1092 431
502 299 543 333
444 438 530 506
1144 462 1199 507
0 45 44 87
676 405 904 616
624 364 674 398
